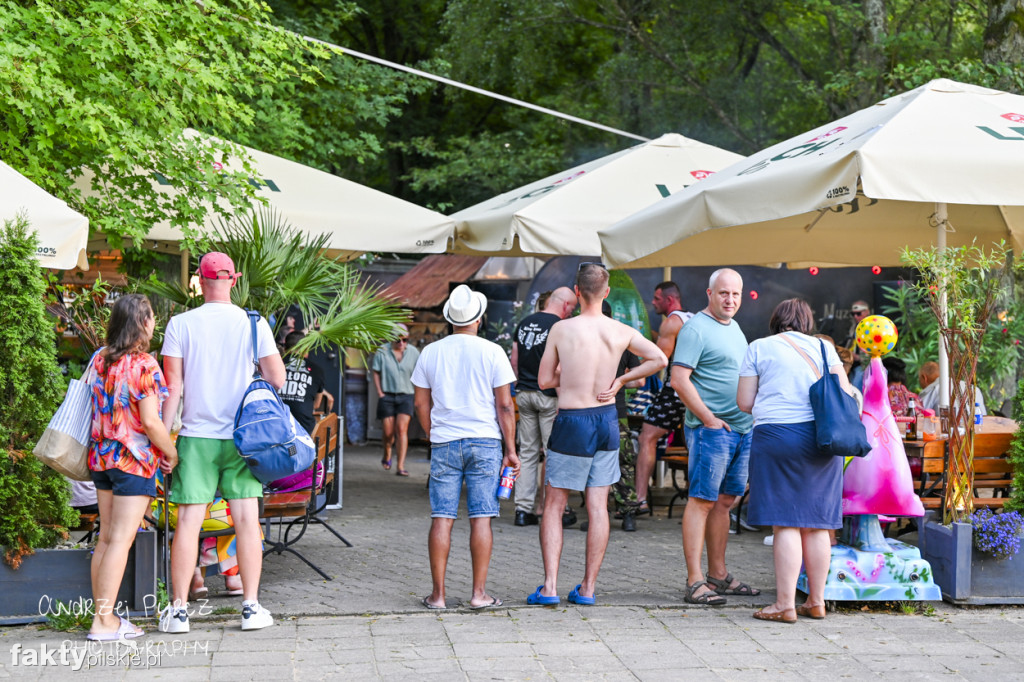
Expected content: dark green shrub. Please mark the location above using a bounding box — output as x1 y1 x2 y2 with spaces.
0 216 78 567
1007 376 1024 513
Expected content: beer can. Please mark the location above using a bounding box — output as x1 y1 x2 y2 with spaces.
497 466 515 500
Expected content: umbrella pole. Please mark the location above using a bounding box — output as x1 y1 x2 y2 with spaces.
180 249 190 289
936 203 949 409
935 201 970 521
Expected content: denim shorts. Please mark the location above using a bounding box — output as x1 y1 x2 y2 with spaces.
684 425 752 501
91 467 157 498
429 438 502 519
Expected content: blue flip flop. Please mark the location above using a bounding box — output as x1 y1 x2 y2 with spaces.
526 585 560 606
568 584 596 606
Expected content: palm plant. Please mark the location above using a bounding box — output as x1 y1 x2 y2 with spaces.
141 206 409 356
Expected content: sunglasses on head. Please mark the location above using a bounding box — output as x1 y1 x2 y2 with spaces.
578 261 607 271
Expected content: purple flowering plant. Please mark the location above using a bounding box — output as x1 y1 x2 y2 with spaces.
968 509 1024 561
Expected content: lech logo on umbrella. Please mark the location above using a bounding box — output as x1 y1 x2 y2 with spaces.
978 113 1024 140
806 126 847 143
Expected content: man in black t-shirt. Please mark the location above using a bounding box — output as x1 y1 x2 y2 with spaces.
279 331 332 435
509 287 577 527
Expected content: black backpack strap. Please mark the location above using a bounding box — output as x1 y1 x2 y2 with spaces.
247 310 262 379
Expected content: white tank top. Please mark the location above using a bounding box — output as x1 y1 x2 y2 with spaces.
669 310 694 324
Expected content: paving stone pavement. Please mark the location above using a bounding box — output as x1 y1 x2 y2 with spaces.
2 444 1023 680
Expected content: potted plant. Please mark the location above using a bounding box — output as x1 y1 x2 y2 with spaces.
918 506 1024 604
904 242 1024 603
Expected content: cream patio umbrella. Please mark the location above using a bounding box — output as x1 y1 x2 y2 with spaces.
450 133 743 257
599 80 1024 270
599 78 1024 438
2 159 89 270
78 129 456 262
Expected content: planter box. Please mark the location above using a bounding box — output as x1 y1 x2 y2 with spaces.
919 511 1024 605
0 529 158 618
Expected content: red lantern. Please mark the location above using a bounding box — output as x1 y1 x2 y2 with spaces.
871 265 882 275
809 267 819 276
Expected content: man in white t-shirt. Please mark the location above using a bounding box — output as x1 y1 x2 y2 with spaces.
412 285 520 611
159 252 285 633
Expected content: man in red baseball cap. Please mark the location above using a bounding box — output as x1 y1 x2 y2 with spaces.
197 252 243 280
159 251 285 633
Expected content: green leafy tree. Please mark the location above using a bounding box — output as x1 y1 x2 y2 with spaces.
0 217 79 567
242 1 435 176
0 0 328 246
341 0 1024 213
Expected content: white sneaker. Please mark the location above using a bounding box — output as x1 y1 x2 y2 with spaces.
763 534 775 546
241 602 274 631
158 605 190 634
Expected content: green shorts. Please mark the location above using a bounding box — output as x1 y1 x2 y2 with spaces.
170 436 262 504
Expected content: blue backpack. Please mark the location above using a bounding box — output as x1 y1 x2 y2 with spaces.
233 311 316 484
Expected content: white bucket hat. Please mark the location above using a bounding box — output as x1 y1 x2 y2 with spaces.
443 284 488 326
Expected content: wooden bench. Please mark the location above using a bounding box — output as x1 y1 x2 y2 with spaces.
260 413 351 581
916 432 1015 511
970 431 1014 508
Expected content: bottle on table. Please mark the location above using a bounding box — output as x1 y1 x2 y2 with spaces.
905 398 918 440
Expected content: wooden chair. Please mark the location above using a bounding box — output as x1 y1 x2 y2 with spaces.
260 413 351 581
916 440 947 511
662 446 689 518
73 512 100 543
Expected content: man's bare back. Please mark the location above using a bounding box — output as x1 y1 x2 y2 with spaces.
539 310 666 410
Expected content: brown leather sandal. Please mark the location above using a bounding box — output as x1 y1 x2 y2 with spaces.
796 604 826 619
753 608 797 623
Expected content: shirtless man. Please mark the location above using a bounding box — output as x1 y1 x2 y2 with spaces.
526 263 667 606
633 282 692 513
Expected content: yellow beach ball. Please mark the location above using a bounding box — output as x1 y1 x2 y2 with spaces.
855 314 898 357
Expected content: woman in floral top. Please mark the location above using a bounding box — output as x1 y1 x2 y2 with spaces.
87 294 177 642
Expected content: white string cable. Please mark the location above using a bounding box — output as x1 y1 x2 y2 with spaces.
302 37 651 143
